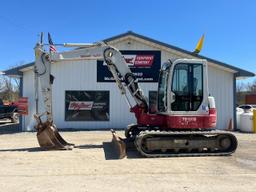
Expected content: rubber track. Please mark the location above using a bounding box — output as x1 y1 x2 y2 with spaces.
134 130 238 158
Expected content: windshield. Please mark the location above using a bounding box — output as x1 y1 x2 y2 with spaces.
171 63 203 111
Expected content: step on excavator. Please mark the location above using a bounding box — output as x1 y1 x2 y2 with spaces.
33 33 237 157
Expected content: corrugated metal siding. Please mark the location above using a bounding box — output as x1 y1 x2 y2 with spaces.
22 38 234 130
22 70 35 131
208 66 234 129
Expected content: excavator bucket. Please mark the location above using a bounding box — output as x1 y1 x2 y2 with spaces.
34 115 74 150
110 129 127 159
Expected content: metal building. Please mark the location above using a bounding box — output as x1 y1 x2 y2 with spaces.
4 31 255 131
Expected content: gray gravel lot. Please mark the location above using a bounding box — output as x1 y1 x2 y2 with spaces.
0 130 255 192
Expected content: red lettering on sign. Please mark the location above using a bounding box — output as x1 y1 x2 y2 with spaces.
68 101 94 110
124 55 154 67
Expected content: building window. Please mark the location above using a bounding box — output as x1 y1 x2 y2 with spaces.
65 91 110 121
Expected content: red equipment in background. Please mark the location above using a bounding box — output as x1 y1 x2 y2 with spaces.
15 97 28 115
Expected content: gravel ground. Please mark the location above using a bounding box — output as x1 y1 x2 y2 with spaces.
0 131 255 192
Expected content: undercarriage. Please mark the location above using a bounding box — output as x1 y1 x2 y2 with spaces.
112 126 238 158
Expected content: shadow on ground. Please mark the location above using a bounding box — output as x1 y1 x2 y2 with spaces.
0 147 44 152
102 142 141 159
76 144 103 149
0 142 140 159
76 142 140 160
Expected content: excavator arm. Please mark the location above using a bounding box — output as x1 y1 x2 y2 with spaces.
34 39 147 154
34 43 75 150
49 42 148 111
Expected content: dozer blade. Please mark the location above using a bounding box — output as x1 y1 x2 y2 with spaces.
110 129 127 159
34 116 74 150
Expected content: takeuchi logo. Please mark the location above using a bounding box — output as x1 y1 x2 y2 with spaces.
68 101 94 110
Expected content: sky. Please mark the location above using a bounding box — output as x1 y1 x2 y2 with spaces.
0 0 255 82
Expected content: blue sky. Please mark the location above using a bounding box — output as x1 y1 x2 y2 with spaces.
0 0 255 82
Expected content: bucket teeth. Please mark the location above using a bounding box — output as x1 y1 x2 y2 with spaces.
111 129 127 159
35 120 74 150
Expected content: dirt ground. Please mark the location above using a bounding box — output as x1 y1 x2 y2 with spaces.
0 130 255 192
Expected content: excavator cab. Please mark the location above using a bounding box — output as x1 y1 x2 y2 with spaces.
158 59 209 114
157 59 217 129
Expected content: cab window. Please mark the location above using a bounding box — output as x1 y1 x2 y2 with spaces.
171 63 203 111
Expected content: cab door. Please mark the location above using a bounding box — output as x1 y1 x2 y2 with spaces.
169 59 209 115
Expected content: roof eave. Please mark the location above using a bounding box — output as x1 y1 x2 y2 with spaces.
3 62 34 76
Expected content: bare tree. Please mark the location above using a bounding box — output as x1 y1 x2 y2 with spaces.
247 79 256 93
0 76 5 91
236 81 246 92
236 81 246 105
0 75 20 102
0 61 24 102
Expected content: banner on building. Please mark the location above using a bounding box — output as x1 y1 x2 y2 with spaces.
97 50 161 82
65 91 109 121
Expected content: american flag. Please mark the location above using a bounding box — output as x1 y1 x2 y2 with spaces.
48 33 57 53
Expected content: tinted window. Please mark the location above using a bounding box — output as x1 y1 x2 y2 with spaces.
192 64 203 110
171 64 190 111
171 63 203 111
172 64 189 95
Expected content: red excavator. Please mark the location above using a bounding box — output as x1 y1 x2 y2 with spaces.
33 33 237 158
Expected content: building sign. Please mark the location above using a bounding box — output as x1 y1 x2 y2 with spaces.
65 91 109 121
97 50 161 82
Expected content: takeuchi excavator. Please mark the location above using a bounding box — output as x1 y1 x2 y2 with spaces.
33 33 237 158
